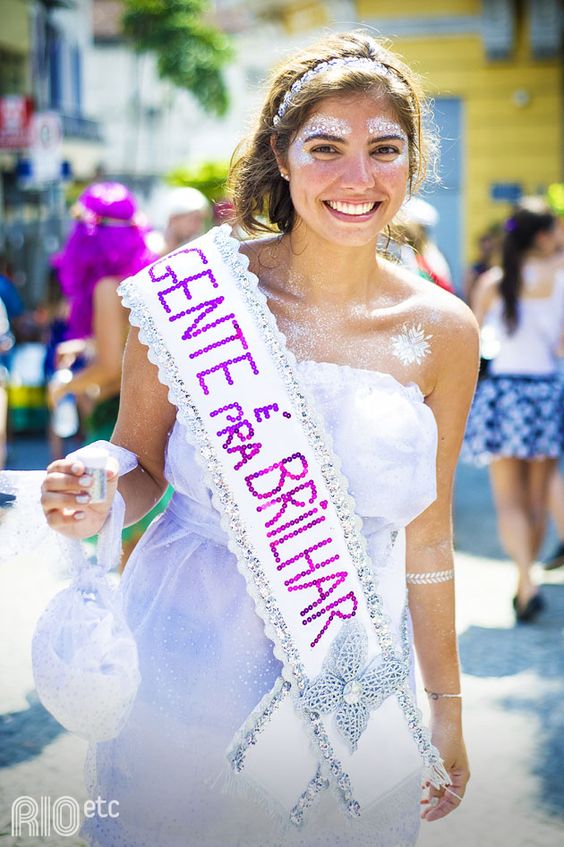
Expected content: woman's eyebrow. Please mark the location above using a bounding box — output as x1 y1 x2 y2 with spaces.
301 132 346 143
368 133 406 142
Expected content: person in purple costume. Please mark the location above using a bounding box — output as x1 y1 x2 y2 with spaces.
48 182 157 441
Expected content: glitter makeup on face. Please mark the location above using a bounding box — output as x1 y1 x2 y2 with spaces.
367 118 407 140
391 324 432 366
367 118 409 168
291 116 353 166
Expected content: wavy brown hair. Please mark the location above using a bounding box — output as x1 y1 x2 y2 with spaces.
500 206 556 332
229 30 435 237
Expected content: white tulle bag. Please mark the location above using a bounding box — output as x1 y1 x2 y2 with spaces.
1 441 141 742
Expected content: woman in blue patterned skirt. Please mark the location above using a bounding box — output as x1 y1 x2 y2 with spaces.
463 204 564 622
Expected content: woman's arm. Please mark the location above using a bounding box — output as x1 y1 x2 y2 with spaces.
406 299 479 820
111 326 177 526
49 278 127 406
41 326 176 536
469 267 500 326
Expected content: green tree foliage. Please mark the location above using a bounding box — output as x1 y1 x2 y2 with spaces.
122 0 233 116
547 183 564 216
167 160 230 202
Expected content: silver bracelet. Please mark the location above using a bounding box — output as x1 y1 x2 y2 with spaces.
425 688 462 700
406 569 454 585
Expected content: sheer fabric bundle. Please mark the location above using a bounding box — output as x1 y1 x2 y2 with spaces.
1 442 141 742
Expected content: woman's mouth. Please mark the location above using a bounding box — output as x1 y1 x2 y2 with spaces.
324 200 382 221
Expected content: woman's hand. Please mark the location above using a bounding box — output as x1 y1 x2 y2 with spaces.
420 715 470 822
41 456 119 539
55 338 89 370
47 377 66 411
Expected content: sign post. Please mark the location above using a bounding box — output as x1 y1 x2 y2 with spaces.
0 96 33 149
30 112 63 184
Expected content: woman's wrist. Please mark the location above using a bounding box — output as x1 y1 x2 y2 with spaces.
48 381 67 408
424 686 461 701
428 694 463 725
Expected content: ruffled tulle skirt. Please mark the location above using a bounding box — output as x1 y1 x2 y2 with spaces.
462 373 563 466
79 505 422 847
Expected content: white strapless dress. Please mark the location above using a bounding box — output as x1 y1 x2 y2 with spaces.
81 360 438 847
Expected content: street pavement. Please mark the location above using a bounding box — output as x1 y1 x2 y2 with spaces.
1 436 563 846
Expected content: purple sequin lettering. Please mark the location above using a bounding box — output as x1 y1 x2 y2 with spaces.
245 453 308 500
257 480 318 529
268 516 327 564
189 319 249 360
292 571 349 614
142 241 367 661
217 419 255 447
169 296 232 338
210 403 244 424
157 269 218 316
306 593 359 648
229 442 263 471
148 247 209 284
210 403 262 470
254 403 280 423
266 508 319 538
197 353 259 396
277 538 339 580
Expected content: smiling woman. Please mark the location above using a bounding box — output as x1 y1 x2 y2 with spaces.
35 28 478 847
230 31 433 240
280 95 410 244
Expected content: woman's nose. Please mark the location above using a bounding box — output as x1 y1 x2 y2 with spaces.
341 153 375 189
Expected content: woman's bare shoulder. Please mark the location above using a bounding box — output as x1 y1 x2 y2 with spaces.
239 235 280 269
474 265 502 292
469 265 502 316
379 260 479 387
383 258 478 335
421 292 478 370
390 268 480 396
549 252 564 278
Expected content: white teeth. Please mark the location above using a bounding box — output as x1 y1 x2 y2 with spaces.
326 201 376 216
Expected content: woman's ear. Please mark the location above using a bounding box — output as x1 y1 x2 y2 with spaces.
270 134 289 180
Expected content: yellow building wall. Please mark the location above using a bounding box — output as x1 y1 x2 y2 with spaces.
281 1 331 33
1 0 29 52
354 3 562 264
357 0 480 17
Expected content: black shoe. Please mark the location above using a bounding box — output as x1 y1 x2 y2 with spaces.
543 542 564 571
513 593 545 623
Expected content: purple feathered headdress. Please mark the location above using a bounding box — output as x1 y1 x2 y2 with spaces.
52 182 157 339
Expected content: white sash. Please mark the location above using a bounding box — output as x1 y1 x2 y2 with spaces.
119 225 448 825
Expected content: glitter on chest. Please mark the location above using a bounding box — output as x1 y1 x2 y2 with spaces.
391 323 432 366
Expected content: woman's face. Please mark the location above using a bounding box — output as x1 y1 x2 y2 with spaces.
284 93 410 248
534 223 559 257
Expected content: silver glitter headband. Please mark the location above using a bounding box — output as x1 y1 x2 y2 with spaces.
273 57 392 126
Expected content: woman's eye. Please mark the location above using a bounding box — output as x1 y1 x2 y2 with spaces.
309 144 339 154
373 145 401 156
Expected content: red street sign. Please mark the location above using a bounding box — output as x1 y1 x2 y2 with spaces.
0 96 33 149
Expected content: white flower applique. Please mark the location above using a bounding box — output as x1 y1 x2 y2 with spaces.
391 323 432 366
300 621 408 752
